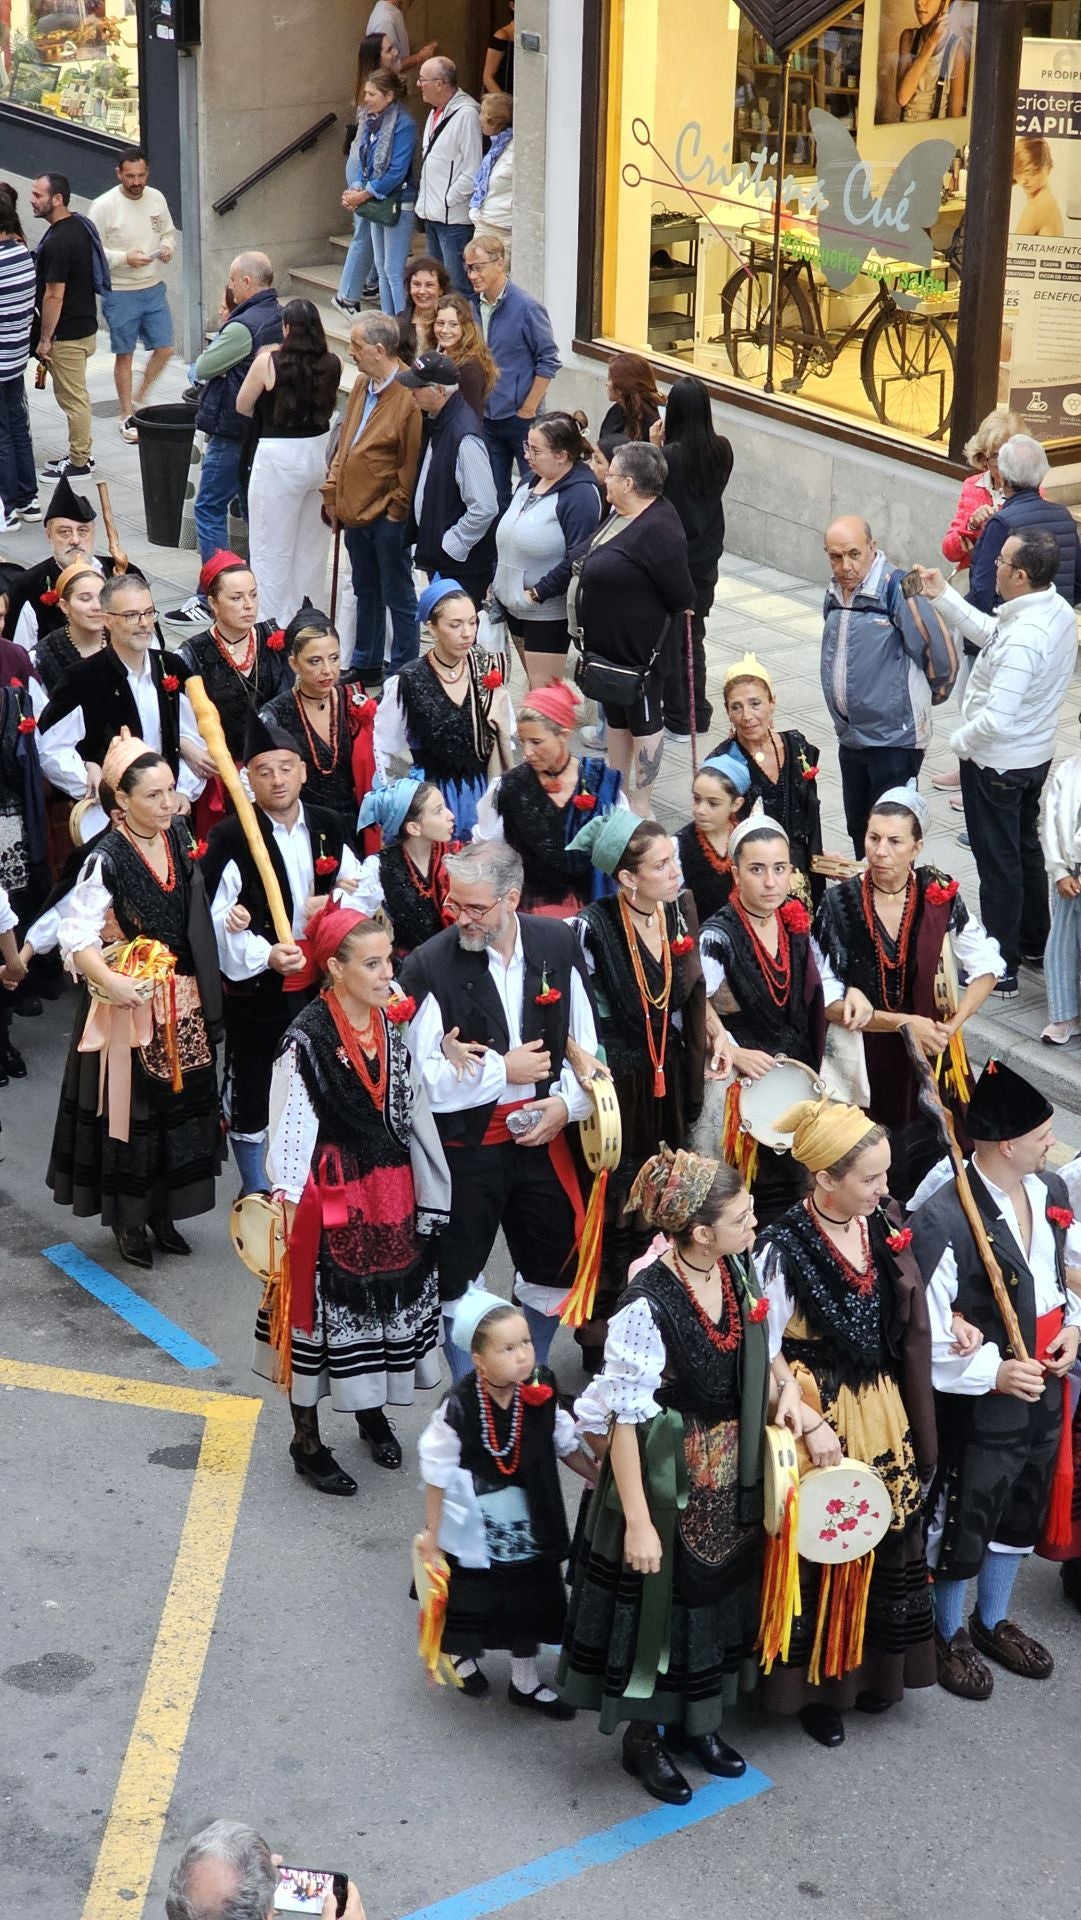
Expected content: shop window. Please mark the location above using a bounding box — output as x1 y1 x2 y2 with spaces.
600 1 977 448
1 2 141 141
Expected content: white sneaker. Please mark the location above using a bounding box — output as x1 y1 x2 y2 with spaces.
1041 1020 1081 1046
580 724 607 751
163 593 212 630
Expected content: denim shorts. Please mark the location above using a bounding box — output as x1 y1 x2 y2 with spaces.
101 280 174 354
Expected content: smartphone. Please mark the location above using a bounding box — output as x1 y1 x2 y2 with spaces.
274 1867 348 1915
899 566 923 600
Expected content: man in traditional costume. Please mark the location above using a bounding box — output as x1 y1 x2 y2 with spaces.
203 711 364 1196
37 572 204 839
3 474 134 650
909 1060 1081 1699
399 838 599 1373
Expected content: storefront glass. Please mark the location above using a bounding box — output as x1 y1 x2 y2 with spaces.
1004 11 1081 444
1 2 141 142
601 1 977 448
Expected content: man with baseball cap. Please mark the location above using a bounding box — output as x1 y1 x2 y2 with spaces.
401 350 498 609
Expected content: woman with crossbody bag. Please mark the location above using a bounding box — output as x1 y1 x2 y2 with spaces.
335 68 417 316
568 442 696 818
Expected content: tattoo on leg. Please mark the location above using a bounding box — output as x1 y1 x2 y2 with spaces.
635 737 664 790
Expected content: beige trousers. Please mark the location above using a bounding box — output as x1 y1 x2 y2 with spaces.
48 334 96 465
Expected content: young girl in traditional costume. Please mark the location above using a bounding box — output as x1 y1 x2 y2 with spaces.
417 1288 595 1712
560 1147 800 1802
675 750 748 925
356 776 455 963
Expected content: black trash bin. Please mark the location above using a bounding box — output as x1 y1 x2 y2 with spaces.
133 401 198 547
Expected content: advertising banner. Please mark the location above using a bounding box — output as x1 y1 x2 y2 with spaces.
1005 40 1081 442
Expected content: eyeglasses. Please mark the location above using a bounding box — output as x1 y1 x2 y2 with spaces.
444 893 506 922
110 607 157 625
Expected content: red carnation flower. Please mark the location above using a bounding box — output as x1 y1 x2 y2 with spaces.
748 1297 769 1323
188 837 209 861
925 877 960 906
1047 1205 1074 1231
572 792 597 812
161 673 180 693
385 993 417 1025
886 1226 913 1252
826 1498 844 1515
40 590 59 606
801 763 818 782
351 692 377 720
17 715 37 734
9 677 24 690
314 855 338 876
670 933 694 956
265 628 285 651
520 1380 554 1406
779 898 811 935
482 668 503 689
448 840 461 854
535 964 561 1006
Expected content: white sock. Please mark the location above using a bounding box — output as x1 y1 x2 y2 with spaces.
453 1656 480 1679
511 1654 556 1701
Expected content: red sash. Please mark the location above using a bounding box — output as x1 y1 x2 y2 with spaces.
457 1098 585 1245
1036 1305 1075 1552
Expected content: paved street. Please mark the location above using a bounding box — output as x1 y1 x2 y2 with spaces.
2 356 1080 1920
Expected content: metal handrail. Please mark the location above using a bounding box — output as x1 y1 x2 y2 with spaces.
212 113 338 215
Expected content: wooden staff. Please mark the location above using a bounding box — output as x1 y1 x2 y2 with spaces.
185 674 294 945
96 480 128 573
902 1024 1028 1360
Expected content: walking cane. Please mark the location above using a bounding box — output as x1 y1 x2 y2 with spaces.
329 518 342 625
685 610 699 775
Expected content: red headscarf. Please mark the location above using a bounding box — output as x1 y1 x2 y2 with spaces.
198 550 248 596
520 680 580 732
303 901 372 974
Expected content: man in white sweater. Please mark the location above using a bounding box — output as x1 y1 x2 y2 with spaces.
415 57 482 296
918 528 1079 997
89 150 175 442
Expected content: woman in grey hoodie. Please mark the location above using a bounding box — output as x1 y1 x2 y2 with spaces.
492 412 603 688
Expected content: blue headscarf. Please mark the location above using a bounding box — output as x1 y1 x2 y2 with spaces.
417 575 469 625
357 772 424 844
699 750 751 794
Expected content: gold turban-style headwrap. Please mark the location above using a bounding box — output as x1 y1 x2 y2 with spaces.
723 650 773 694
770 1098 878 1173
627 1143 720 1233
100 728 157 794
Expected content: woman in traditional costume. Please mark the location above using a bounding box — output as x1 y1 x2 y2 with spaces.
176 552 290 766
355 777 456 963
474 679 624 914
569 812 712 1368
47 735 223 1270
756 1099 937 1747
674 750 748 926
812 784 1003 1203
32 561 105 698
560 1148 800 1800
257 903 449 1493
699 815 824 1226
372 578 513 842
418 1288 594 1712
260 606 375 841
708 653 826 908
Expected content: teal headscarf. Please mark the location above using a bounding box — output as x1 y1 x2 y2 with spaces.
567 808 640 876
357 773 424 843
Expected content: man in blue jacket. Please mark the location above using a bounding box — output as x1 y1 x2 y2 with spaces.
464 232 561 511
189 253 282 576
968 433 1081 614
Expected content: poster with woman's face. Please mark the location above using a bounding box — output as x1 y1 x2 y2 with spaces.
874 0 976 127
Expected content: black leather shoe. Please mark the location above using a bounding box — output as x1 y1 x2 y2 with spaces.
356 1407 402 1468
114 1225 153 1270
451 1658 489 1697
855 1691 892 1714
11 993 42 1017
289 1440 358 1495
621 1728 692 1805
0 1041 27 1078
507 1682 576 1720
800 1705 845 1747
149 1216 191 1255
665 1725 746 1776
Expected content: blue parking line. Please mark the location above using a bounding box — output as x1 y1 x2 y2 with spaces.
397 1768 771 1920
42 1243 218 1370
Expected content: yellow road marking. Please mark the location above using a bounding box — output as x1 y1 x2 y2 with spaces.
0 1358 261 1919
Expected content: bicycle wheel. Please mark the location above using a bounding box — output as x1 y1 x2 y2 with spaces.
860 308 955 440
719 266 814 388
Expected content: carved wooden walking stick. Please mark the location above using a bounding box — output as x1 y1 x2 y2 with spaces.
96 480 128 573
185 674 293 944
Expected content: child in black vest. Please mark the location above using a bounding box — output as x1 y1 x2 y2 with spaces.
417 1290 596 1712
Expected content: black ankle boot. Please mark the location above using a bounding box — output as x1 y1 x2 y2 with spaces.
149 1215 191 1256
356 1407 402 1468
800 1704 845 1747
289 1440 358 1495
665 1724 746 1776
621 1726 691 1804
114 1225 153 1269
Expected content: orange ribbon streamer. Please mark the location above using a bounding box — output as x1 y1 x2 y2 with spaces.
78 938 181 1142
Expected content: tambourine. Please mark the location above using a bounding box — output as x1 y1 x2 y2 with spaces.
579 1074 622 1173
229 1191 287 1282
763 1422 800 1536
738 1056 824 1152
796 1459 891 1565
69 795 97 847
811 852 863 881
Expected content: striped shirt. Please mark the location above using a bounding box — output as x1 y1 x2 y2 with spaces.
940 581 1080 772
0 237 36 380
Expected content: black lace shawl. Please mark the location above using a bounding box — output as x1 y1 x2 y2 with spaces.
760 1202 905 1392
676 821 733 924
282 991 413 1163
494 758 618 907
261 685 356 820
699 901 821 1064
178 622 289 762
396 652 496 785
813 866 967 1012
379 842 446 959
94 824 223 1033
623 1257 742 1421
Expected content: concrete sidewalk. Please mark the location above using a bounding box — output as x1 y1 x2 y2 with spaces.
7 338 1081 1132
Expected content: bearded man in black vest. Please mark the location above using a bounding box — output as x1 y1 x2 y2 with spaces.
910 1060 1081 1702
203 711 364 1194
400 840 599 1374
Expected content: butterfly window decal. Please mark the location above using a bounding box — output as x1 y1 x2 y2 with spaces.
809 111 955 309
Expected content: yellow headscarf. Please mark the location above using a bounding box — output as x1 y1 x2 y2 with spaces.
723 651 773 694
770 1098 877 1173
